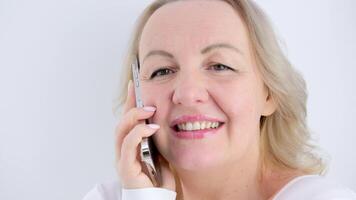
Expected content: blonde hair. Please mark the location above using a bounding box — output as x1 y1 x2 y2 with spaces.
113 0 326 190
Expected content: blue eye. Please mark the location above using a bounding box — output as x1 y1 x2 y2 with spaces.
150 68 174 79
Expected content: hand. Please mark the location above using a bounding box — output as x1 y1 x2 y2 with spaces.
115 80 176 191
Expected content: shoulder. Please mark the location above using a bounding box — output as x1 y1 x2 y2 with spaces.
274 175 356 200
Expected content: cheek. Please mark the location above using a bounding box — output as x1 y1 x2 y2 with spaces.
214 81 261 123
215 80 263 150
141 84 170 106
141 83 172 125
212 81 263 161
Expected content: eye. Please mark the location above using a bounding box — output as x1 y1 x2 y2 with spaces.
209 63 235 72
150 67 175 79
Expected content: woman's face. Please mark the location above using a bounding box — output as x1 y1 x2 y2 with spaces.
138 0 275 171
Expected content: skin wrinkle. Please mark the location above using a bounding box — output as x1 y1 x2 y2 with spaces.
142 42 244 65
140 48 249 82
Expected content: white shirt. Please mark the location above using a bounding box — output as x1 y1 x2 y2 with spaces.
82 175 356 200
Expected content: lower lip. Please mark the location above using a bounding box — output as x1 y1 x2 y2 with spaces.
171 124 223 139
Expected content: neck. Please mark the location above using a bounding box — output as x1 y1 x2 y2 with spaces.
173 146 267 200
172 160 304 200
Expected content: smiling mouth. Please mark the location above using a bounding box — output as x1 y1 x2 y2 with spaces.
170 122 225 139
172 122 224 132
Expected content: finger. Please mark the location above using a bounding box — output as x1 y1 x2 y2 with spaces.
123 80 135 114
115 107 156 161
117 143 142 179
120 123 160 169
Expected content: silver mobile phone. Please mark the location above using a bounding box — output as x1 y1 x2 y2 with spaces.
131 55 162 187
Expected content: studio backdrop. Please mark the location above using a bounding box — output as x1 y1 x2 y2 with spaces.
0 0 355 199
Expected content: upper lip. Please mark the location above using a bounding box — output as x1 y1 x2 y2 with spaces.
170 114 225 128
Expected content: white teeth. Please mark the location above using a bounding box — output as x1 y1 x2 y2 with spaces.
211 122 216 128
200 121 206 129
186 122 193 130
176 121 221 131
193 121 200 130
178 124 183 130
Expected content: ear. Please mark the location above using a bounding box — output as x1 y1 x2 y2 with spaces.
261 87 277 116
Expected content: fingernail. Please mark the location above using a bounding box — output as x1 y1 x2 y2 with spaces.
147 124 160 129
143 106 156 112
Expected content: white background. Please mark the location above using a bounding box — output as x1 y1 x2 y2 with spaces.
0 0 355 199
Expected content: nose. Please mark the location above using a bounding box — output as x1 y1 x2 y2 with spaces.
172 71 209 106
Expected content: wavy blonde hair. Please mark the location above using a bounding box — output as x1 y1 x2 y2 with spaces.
113 0 327 191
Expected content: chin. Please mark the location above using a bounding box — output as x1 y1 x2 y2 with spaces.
168 147 224 171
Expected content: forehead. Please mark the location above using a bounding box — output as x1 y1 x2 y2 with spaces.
139 0 250 58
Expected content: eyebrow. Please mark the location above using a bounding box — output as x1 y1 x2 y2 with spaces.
201 43 242 55
142 42 243 64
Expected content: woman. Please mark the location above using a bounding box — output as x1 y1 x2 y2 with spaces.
84 0 356 199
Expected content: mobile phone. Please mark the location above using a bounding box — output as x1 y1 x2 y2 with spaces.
131 55 162 187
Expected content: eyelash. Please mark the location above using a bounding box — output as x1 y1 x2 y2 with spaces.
150 68 174 79
209 64 234 71
150 64 235 79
